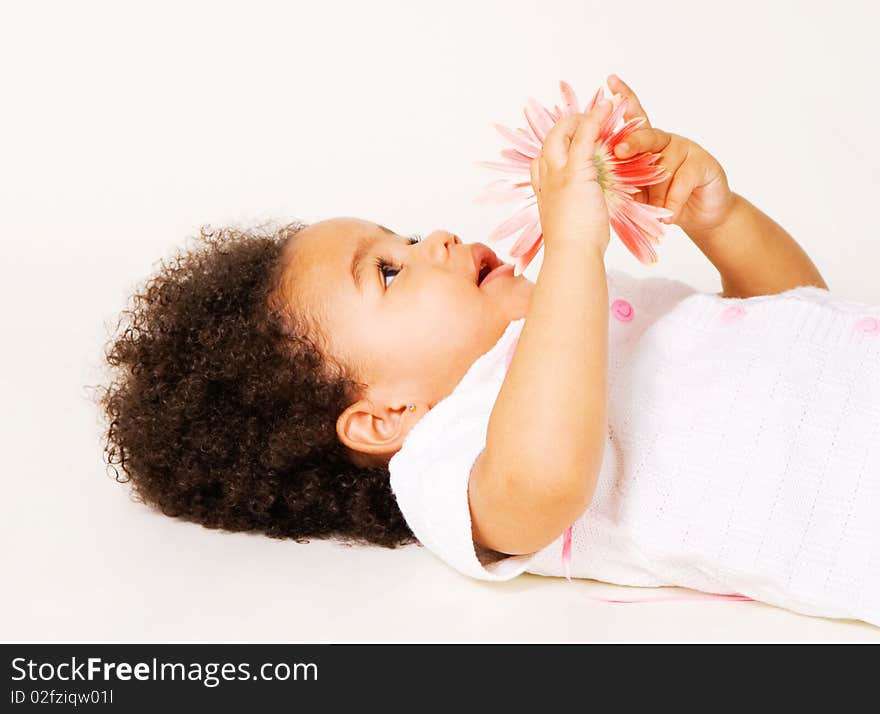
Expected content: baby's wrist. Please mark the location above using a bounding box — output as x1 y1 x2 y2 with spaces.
683 191 741 239
543 231 608 260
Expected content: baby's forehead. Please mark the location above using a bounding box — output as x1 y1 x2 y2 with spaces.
307 216 375 239
279 217 371 300
284 217 375 259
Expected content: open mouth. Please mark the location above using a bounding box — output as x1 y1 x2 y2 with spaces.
477 260 495 285
472 244 505 286
471 242 515 288
477 254 515 288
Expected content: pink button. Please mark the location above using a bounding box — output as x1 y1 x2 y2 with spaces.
721 305 747 324
854 317 880 336
611 299 634 322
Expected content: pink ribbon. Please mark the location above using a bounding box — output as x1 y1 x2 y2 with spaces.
562 526 573 582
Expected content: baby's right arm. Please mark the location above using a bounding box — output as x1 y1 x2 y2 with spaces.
468 108 612 556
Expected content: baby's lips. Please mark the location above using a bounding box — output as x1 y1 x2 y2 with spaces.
470 243 502 284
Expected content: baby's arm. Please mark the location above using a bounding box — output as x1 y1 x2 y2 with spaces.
686 193 829 298
608 75 828 299
468 242 608 556
468 109 612 557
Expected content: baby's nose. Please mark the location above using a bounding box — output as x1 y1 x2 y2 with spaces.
421 231 465 273
424 230 460 245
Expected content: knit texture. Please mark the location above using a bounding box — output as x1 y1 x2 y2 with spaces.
388 269 880 626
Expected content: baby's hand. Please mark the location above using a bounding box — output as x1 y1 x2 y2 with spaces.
529 102 614 255
608 74 737 234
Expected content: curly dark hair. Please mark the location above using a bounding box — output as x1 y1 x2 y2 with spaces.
95 221 417 549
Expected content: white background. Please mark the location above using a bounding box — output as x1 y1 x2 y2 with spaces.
2 0 879 642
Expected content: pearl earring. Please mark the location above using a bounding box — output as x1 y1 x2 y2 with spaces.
407 404 415 412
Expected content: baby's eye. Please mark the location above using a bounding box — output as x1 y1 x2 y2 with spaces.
374 257 402 288
374 235 421 289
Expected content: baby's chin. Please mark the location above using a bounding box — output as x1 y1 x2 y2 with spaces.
486 272 534 321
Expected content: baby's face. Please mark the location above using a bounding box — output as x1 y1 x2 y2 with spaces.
279 217 535 465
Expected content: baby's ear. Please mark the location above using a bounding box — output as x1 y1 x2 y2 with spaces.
335 399 410 460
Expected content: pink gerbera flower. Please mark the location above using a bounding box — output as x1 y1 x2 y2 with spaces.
475 79 673 273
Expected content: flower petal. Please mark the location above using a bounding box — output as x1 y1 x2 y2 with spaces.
472 179 535 204
472 189 532 205
474 160 531 176
523 96 557 142
605 115 648 147
492 122 539 156
584 87 604 112
514 232 543 274
487 201 538 244
610 157 668 186
500 147 534 165
598 98 629 141
483 179 535 201
509 213 541 257
606 192 673 264
609 209 659 264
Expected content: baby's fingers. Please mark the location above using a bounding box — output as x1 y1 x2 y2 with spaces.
614 127 672 159
568 101 613 165
607 74 652 129
541 101 612 169
540 113 583 169
661 163 700 224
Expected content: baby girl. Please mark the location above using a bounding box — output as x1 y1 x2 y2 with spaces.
100 75 879 627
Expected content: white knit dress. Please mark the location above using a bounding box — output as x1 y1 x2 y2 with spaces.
388 269 880 626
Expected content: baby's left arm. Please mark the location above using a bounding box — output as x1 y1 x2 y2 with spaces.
608 74 828 298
